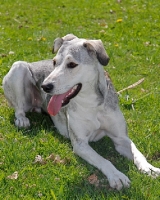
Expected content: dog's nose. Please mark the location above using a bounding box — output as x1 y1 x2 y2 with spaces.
41 83 54 93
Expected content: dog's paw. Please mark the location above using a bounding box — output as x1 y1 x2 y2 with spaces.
139 163 160 178
15 117 30 128
108 171 130 190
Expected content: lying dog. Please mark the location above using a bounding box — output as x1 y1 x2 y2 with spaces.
3 34 160 190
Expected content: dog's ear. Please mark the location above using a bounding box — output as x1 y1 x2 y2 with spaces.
84 40 109 99
53 34 78 53
62 34 78 41
53 38 63 53
83 40 109 66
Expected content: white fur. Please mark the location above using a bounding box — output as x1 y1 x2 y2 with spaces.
3 34 160 190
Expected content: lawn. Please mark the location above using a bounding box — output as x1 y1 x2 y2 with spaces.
0 0 160 199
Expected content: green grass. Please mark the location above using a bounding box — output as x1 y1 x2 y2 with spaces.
0 0 160 199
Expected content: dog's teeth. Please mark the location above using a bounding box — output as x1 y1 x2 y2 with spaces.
65 85 78 100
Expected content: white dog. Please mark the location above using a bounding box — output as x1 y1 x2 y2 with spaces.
3 34 160 190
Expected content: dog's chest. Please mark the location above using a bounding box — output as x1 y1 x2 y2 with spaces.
68 103 105 135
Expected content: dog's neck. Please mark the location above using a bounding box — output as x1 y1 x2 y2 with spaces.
71 80 104 109
67 80 104 131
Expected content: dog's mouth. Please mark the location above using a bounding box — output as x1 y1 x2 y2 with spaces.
47 83 82 116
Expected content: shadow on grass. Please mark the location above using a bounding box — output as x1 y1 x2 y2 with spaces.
14 112 55 137
62 179 147 200
7 111 147 199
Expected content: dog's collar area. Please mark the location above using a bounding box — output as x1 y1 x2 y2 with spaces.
62 83 82 107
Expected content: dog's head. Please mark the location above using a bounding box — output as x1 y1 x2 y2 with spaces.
41 34 109 116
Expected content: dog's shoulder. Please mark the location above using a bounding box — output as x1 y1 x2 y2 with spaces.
104 71 119 110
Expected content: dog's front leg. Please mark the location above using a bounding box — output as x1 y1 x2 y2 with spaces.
130 140 160 177
69 131 130 190
105 110 160 177
113 136 160 177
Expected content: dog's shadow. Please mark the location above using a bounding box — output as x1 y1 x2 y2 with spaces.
22 112 128 169
18 111 131 169
13 112 143 197
18 112 55 137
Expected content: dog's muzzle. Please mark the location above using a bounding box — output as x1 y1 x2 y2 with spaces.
41 83 82 116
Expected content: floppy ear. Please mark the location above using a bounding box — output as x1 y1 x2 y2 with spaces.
52 34 78 53
62 33 78 41
83 39 109 66
53 37 63 53
83 40 109 99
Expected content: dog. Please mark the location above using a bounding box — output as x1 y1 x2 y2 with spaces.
3 34 160 190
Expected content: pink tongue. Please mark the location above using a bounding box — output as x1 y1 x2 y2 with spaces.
47 90 71 116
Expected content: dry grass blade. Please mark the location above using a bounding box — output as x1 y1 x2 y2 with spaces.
33 155 46 165
117 78 145 94
7 171 18 180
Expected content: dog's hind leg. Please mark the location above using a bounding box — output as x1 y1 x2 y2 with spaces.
105 109 160 177
3 61 36 127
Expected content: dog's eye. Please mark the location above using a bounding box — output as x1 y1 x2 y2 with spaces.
67 62 78 69
53 59 56 66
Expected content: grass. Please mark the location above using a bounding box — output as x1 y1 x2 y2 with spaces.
0 0 160 199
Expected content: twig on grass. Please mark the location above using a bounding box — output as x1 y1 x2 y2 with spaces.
117 78 145 94
13 18 21 23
